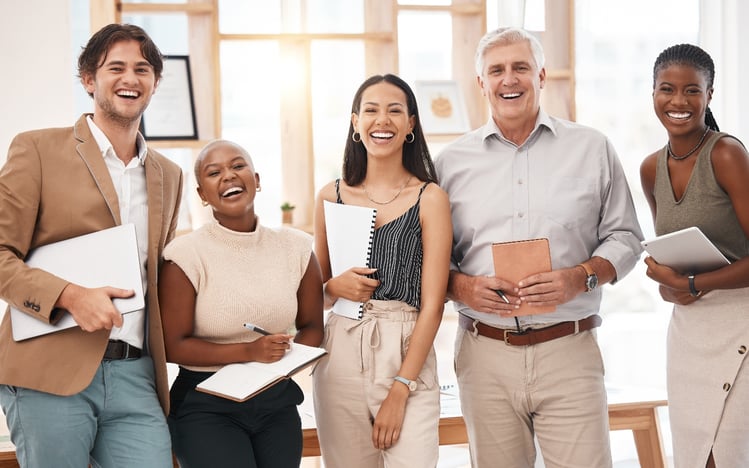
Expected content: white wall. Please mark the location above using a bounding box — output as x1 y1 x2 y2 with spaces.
0 0 75 315
0 0 75 165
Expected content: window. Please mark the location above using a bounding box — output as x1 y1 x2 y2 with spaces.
576 0 699 387
576 0 699 462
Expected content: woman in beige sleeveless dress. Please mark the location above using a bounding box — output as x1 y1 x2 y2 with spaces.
640 44 749 468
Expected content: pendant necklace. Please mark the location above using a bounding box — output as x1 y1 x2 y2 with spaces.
667 126 710 161
363 176 412 205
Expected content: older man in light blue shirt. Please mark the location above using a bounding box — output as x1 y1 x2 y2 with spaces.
435 27 643 468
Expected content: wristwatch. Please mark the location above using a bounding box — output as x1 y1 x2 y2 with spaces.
394 376 417 392
578 263 598 292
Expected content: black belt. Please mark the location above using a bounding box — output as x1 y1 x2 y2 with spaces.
103 340 142 360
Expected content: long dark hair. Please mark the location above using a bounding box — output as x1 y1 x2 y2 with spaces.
342 74 437 186
653 43 719 131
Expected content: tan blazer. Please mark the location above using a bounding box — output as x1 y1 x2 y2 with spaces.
0 114 183 413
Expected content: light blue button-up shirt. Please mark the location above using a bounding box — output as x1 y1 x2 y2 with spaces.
435 110 643 327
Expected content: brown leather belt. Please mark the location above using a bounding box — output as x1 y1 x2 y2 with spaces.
459 313 602 346
103 340 142 360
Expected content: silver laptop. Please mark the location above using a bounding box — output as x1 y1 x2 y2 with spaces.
10 224 145 341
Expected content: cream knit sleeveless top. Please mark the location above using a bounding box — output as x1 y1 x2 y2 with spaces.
163 221 313 371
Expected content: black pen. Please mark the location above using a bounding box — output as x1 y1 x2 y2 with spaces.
495 290 522 331
494 289 510 304
243 323 271 336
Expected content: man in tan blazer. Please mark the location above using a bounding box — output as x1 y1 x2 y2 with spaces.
0 24 183 467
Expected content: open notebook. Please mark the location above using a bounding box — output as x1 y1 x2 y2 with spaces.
10 224 145 341
196 342 327 402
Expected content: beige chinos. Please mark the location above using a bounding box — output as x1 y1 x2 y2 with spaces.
455 322 612 468
313 300 440 468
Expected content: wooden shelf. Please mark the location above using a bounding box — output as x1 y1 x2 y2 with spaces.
119 2 214 15
146 140 210 150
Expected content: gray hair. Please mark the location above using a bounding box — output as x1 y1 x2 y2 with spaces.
474 27 545 77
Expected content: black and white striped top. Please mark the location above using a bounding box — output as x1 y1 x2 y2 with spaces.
335 179 429 309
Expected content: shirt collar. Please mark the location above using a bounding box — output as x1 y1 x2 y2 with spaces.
85 115 148 165
481 109 557 144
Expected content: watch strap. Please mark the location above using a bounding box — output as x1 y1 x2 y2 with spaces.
394 375 416 391
577 262 597 291
577 262 594 278
688 274 702 297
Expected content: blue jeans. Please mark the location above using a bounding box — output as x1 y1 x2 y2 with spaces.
0 356 172 468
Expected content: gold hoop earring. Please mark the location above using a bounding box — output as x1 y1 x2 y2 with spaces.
405 132 415 143
352 132 362 143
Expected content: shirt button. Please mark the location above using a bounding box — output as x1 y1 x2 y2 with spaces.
518 212 524 218
517 179 523 185
739 345 747 355
723 383 731 392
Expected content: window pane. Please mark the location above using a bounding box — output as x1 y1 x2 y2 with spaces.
575 0 699 390
306 0 364 33
310 40 365 192
218 0 283 34
487 0 545 31
398 11 452 82
576 0 699 206
220 41 283 225
155 148 196 231
121 14 189 55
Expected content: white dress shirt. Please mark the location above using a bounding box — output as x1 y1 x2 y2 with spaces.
86 116 148 348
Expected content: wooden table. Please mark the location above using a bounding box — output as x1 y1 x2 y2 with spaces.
607 400 669 468
301 390 669 468
1 394 668 468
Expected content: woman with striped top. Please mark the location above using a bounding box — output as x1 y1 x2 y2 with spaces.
312 74 452 468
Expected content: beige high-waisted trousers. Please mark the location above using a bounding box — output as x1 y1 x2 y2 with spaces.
313 300 440 468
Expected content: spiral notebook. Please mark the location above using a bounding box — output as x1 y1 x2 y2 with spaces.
323 201 377 319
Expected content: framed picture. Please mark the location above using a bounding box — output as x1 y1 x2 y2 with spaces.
140 55 198 140
414 80 470 135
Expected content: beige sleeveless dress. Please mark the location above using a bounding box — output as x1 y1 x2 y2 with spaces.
653 132 749 468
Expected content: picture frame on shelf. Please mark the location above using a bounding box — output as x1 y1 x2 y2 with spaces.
140 55 198 140
414 80 470 135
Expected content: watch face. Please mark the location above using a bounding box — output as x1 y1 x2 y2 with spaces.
586 274 598 291
395 376 417 391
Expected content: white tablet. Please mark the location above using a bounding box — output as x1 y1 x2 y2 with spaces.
641 226 730 274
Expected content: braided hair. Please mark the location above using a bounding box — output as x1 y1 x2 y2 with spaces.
653 44 719 131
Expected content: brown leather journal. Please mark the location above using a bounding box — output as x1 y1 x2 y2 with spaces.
491 238 556 316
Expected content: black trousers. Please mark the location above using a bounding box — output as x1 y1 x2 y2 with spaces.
169 367 304 468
